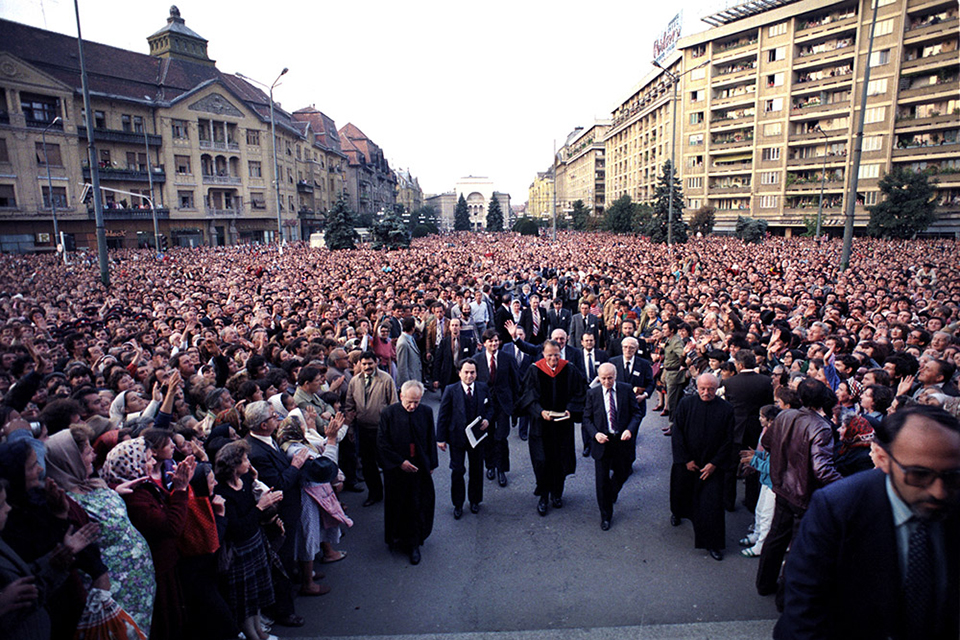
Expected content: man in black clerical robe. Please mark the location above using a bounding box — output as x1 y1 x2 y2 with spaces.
670 373 734 561
519 339 585 516
377 380 438 565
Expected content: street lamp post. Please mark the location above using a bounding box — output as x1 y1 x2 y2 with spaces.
652 58 709 247
237 68 288 253
815 126 829 240
41 117 64 263
142 97 160 254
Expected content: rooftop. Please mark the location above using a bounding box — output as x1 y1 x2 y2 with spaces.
701 0 801 27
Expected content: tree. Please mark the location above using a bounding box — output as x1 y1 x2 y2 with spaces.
570 199 590 231
372 207 411 250
735 215 768 244
513 217 539 236
601 195 638 234
324 194 360 250
689 205 716 236
486 195 504 231
649 160 688 244
454 194 471 231
866 167 937 239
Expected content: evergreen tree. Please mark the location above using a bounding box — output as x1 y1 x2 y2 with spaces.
689 205 716 236
649 160 688 244
570 199 590 231
454 194 471 231
372 207 411 250
513 217 539 236
601 195 638 234
866 167 937 239
735 215 768 244
324 194 359 250
486 195 504 231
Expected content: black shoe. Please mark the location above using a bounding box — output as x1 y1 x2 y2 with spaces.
470 502 480 514
409 547 421 565
498 471 507 487
362 496 382 507
537 497 548 516
344 483 365 493
519 431 528 441
670 515 681 526
600 519 611 531
582 447 591 457
709 549 724 561
486 468 496 480
453 506 463 520
551 497 563 509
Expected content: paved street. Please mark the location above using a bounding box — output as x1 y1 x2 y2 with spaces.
280 391 779 640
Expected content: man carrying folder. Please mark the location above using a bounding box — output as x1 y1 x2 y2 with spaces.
437 360 493 519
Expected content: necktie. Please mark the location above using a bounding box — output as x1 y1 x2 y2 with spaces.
364 374 373 401
532 310 540 336
490 353 497 383
904 519 934 639
607 387 617 433
625 360 632 382
588 352 595 379
466 385 472 399
453 337 460 364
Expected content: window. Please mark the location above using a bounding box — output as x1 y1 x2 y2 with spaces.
761 171 780 184
19 92 59 126
764 122 782 136
688 199 702 209
762 147 781 161
690 112 704 124
172 119 188 139
94 111 106 129
98 149 111 167
248 161 262 178
767 73 784 88
864 106 885 124
0 138 7 163
126 152 147 171
872 0 895 7
863 136 883 152
689 133 704 146
133 116 144 133
288 167 294 183
687 177 703 189
866 79 887 96
859 164 880 179
864 191 879 206
178 190 195 209
691 67 706 81
247 129 260 145
0 184 16 208
174 155 192 174
251 192 266 209
764 98 783 112
35 142 62 166
768 22 787 37
41 186 67 209
760 195 779 208
121 114 132 132
869 49 890 67
768 47 785 62
288 195 295 211
690 90 704 103
874 18 894 37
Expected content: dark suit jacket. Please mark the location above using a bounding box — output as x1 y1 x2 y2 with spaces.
501 342 533 381
570 312 602 347
494 305 514 344
471 350 520 415
777 468 959 640
571 348 609 383
244 434 302 524
722 370 774 446
377 403 438 473
433 333 478 387
582 382 642 461
436 381 494 450
547 308 572 335
609 355 655 417
519 307 549 344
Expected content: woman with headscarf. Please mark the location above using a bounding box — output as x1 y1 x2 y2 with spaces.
43 426 156 636
102 437 196 640
108 389 159 427
834 414 875 477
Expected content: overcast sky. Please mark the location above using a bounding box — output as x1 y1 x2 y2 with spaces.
2 0 728 204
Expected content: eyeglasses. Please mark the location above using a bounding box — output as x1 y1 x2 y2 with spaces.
886 449 960 491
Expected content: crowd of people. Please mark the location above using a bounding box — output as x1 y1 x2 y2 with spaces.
0 230 958 640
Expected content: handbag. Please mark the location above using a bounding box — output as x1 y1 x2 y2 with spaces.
216 539 236 573
73 587 146 640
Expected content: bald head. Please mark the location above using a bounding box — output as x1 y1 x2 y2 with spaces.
696 373 719 402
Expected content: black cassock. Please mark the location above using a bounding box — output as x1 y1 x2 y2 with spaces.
519 360 585 500
377 402 439 551
669 394 734 550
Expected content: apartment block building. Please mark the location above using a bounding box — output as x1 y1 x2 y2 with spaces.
555 121 609 218
527 170 555 220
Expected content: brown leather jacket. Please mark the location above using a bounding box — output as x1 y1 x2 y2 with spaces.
761 407 842 510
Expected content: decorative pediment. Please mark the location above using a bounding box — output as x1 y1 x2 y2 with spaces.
187 92 243 117
0 52 73 92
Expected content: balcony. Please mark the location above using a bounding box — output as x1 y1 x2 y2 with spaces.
88 207 170 221
711 137 755 150
901 49 960 74
709 183 752 193
785 179 845 193
892 140 960 159
712 67 758 87
795 14 858 42
298 209 322 219
205 206 244 217
711 90 757 108
789 100 851 118
83 167 166 183
297 181 314 194
793 71 854 93
793 45 856 70
198 139 241 152
77 126 161 147
897 79 959 104
201 174 242 185
790 129 848 143
25 118 63 131
904 17 959 45
712 38 759 61
788 154 847 167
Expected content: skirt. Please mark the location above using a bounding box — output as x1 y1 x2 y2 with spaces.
221 530 274 622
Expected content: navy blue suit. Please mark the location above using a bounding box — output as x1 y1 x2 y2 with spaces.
436 381 493 509
502 341 534 439
472 350 519 473
777 468 959 640
583 382 642 521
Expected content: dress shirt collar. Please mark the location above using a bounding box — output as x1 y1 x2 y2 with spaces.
462 382 474 396
250 432 279 451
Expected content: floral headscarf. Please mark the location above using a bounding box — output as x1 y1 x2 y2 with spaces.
44 430 108 494
101 436 150 486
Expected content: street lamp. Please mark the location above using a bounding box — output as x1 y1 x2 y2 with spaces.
652 58 710 247
815 125 829 240
41 116 64 263
143 96 160 254
237 68 288 253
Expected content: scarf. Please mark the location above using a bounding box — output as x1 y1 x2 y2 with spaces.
44 430 108 494
534 358 567 378
837 415 875 458
101 437 150 486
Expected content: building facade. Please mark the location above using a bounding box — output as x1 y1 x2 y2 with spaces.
338 123 396 220
556 121 609 218
527 170 555 220
394 167 423 215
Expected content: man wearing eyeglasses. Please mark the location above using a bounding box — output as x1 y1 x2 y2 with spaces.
775 405 960 640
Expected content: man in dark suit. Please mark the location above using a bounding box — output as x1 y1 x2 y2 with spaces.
573 331 608 456
432 317 477 391
609 336 655 466
493 294 515 345
569 300 602 348
547 298 572 336
776 405 960 640
583 363 643 530
721 349 774 512
436 360 493 518
244 401 313 622
502 322 534 440
473 329 520 486
519 294 549 345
